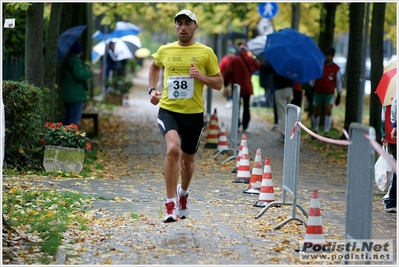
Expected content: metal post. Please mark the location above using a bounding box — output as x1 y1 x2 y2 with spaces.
344 123 375 264
220 84 240 164
102 25 108 97
206 86 212 123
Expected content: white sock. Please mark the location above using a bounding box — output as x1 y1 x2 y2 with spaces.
179 187 188 197
313 115 320 132
324 115 333 133
166 198 176 203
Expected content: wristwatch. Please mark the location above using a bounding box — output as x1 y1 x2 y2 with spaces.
148 88 156 95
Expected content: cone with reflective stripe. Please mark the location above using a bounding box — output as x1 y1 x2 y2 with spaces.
232 134 245 173
204 109 219 148
254 158 275 207
233 134 250 183
216 122 229 151
244 148 263 194
302 190 324 251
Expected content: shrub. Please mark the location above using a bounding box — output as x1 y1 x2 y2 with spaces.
105 75 133 95
3 80 44 169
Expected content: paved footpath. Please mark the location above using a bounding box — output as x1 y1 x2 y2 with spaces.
7 61 397 265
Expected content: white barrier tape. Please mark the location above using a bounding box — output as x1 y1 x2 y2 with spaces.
364 134 397 173
292 121 350 146
291 121 397 173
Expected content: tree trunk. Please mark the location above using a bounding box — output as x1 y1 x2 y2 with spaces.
369 3 386 142
317 3 338 126
344 3 365 131
44 3 63 122
25 3 44 88
291 3 300 30
318 3 338 52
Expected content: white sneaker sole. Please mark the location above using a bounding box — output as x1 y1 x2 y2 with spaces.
178 210 189 219
164 216 178 223
177 184 189 219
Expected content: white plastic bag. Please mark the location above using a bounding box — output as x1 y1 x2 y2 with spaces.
374 145 394 191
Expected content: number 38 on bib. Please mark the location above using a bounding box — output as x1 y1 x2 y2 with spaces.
167 76 194 99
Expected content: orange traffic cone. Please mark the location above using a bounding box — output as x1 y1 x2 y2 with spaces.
233 134 250 183
254 158 275 207
302 190 324 251
216 122 229 152
232 134 245 173
204 110 219 149
244 148 263 194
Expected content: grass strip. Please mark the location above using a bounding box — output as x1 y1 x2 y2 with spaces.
2 183 91 264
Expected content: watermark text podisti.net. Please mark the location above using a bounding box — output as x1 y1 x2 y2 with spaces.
299 239 393 262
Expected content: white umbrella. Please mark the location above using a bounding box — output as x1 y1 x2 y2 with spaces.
92 35 142 64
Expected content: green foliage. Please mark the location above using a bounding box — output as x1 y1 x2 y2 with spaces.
41 122 90 150
105 75 133 95
7 2 31 11
3 4 28 57
2 186 90 260
3 80 44 170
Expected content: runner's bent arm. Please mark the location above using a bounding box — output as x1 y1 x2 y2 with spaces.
149 61 161 89
189 64 223 91
148 61 162 105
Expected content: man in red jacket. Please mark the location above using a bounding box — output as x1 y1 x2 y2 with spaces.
220 47 237 108
312 47 342 136
223 42 261 132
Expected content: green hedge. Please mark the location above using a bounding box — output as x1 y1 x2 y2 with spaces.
3 80 44 169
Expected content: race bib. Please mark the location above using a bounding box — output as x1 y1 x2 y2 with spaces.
167 76 194 99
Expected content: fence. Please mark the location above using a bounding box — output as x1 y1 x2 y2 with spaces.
254 104 379 235
255 104 308 229
3 56 25 81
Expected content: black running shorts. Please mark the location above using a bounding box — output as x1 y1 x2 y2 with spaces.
157 108 204 154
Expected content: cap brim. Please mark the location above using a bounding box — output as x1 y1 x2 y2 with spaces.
174 15 195 22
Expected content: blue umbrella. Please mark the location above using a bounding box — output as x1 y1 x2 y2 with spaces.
92 21 142 40
263 28 325 84
57 25 87 61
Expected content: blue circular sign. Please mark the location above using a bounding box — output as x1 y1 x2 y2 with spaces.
258 2 279 19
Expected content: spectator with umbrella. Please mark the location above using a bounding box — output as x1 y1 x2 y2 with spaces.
262 28 325 142
376 60 397 213
59 41 93 126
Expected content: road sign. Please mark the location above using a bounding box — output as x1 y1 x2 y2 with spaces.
258 2 279 19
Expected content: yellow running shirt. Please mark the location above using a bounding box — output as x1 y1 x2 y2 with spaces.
152 42 220 114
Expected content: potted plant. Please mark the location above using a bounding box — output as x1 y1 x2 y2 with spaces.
40 122 91 173
105 75 133 105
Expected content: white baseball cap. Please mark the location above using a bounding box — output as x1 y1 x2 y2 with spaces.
174 9 197 23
